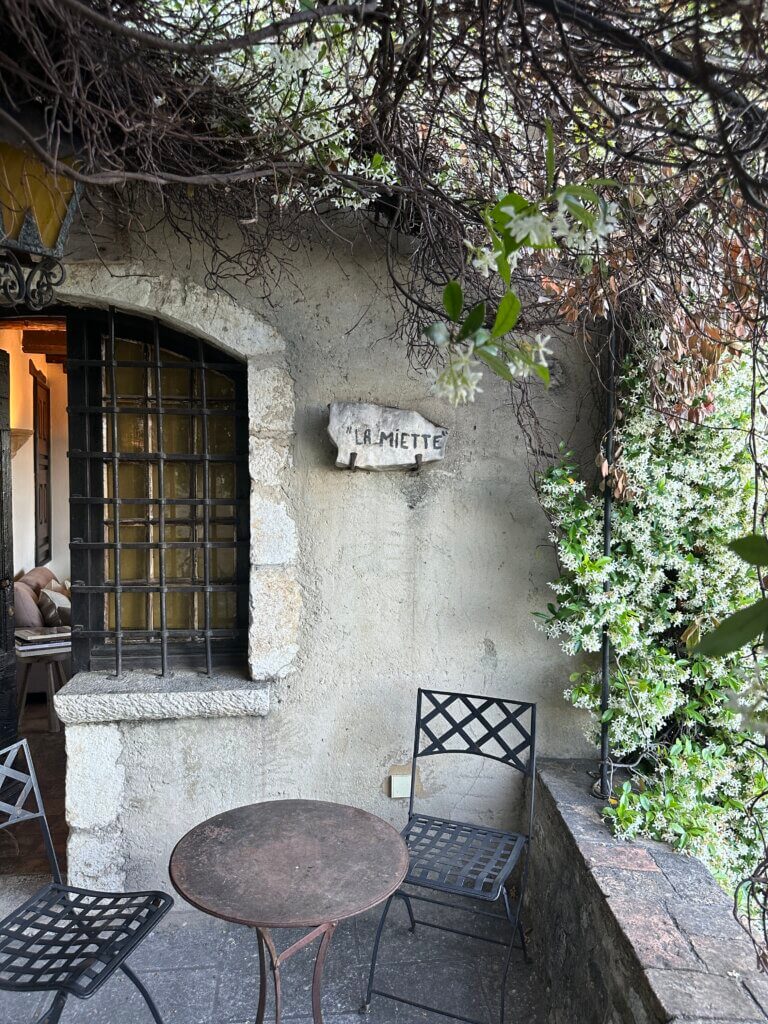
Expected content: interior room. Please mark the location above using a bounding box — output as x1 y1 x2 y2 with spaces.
0 316 69 874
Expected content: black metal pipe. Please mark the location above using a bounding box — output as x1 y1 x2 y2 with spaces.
599 319 617 799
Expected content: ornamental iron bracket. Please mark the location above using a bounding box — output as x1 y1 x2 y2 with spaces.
0 141 83 310
0 247 65 310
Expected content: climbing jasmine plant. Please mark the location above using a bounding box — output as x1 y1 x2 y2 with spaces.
425 129 618 406
538 358 768 889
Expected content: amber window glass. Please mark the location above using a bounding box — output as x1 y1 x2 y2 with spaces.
67 308 248 675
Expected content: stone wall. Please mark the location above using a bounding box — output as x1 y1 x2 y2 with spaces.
529 760 768 1024
55 220 597 890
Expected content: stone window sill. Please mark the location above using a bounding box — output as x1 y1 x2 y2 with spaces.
54 670 270 726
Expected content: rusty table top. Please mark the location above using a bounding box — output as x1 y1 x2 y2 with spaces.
169 799 409 929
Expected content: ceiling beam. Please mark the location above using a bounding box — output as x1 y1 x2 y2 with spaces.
0 317 66 332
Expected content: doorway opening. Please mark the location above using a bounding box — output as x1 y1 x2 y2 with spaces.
0 315 68 877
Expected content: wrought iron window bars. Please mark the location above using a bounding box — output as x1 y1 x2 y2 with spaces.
363 688 537 1024
66 306 249 676
0 739 173 1024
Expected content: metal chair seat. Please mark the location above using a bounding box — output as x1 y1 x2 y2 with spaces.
402 813 527 902
0 882 172 998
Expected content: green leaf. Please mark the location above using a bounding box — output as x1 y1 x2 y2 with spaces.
458 302 486 341
555 184 602 205
475 348 516 382
695 598 768 657
729 534 768 566
424 322 449 346
545 119 555 194
495 252 511 287
442 280 463 323
491 192 530 225
492 292 522 337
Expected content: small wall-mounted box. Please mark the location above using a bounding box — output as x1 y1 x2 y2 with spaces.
390 770 411 799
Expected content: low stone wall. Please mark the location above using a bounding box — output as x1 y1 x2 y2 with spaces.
529 760 768 1024
56 671 269 891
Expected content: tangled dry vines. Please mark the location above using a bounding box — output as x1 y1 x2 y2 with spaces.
0 1 766 370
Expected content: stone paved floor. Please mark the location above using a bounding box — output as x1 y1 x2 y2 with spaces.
0 698 68 877
1 892 546 1024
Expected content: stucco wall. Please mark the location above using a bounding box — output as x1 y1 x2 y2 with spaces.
257 238 593 814
56 222 595 890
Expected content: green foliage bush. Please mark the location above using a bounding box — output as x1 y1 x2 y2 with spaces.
539 360 767 888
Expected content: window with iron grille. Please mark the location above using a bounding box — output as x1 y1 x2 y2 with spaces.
66 307 249 676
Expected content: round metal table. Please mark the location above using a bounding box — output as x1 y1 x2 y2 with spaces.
169 799 409 1024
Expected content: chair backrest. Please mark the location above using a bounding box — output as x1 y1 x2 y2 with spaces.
0 739 61 882
408 689 536 821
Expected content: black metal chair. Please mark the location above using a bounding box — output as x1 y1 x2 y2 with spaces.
363 688 537 1024
0 738 173 1024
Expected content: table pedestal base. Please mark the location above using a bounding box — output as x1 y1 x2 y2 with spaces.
254 921 337 1024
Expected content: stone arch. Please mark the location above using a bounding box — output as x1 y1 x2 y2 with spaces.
57 260 283 359
56 260 300 681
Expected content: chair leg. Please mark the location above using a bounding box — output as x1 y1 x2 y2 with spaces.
45 663 59 733
121 963 165 1024
17 662 31 728
500 892 519 1024
55 659 68 689
361 892 395 1011
500 878 531 1024
396 890 416 932
33 992 67 1024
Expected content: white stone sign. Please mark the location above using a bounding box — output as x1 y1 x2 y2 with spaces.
328 402 448 470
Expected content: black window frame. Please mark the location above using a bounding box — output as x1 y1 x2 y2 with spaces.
66 305 249 676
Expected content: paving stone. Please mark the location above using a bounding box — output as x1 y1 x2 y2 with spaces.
0 988 46 1024
606 897 700 970
653 848 735 904
213 933 364 1023
127 910 237 971
645 968 762 1021
591 866 675 901
689 934 762 977
59 965 217 1024
0 905 540 1024
664 898 749 943
742 973 768 1017
580 841 661 873
669 1019 766 1024
479 960 548 1024
365 960 493 1024
355 901 507 968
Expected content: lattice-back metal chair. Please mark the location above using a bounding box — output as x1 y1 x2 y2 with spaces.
363 688 536 1024
0 739 173 1024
